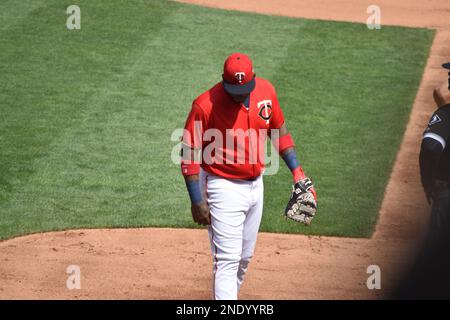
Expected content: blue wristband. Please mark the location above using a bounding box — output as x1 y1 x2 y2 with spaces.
282 150 300 171
186 180 203 204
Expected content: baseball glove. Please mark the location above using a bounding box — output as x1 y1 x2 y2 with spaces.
285 178 317 225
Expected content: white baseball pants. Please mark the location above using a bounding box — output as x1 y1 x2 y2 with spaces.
200 169 264 300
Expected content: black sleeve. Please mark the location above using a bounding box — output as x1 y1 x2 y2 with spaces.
420 140 442 191
419 104 450 191
423 104 450 141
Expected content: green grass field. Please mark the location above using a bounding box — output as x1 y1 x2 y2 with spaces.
0 0 434 240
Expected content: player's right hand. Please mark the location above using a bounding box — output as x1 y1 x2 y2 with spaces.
191 201 211 226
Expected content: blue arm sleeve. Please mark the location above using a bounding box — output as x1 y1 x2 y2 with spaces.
282 149 301 171
185 180 203 204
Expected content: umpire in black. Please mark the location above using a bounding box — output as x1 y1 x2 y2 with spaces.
393 64 450 299
419 62 450 242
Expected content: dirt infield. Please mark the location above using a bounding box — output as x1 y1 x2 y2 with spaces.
1 0 450 299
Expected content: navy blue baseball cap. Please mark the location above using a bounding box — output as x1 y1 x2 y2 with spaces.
444 62 450 90
223 77 256 95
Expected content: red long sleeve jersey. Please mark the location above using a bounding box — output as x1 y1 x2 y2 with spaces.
182 77 285 180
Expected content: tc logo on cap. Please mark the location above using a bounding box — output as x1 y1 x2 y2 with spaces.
235 72 245 84
223 53 254 85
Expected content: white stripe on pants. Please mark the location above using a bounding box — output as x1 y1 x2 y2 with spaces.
200 169 264 300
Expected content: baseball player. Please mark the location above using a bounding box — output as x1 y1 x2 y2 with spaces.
180 53 317 300
419 62 450 242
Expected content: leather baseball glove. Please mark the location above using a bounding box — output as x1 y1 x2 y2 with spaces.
285 178 317 225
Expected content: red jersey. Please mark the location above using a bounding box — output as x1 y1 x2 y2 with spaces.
183 77 285 179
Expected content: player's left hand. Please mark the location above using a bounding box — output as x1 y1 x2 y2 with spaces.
284 178 317 225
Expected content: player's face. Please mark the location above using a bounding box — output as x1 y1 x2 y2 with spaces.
229 93 249 103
